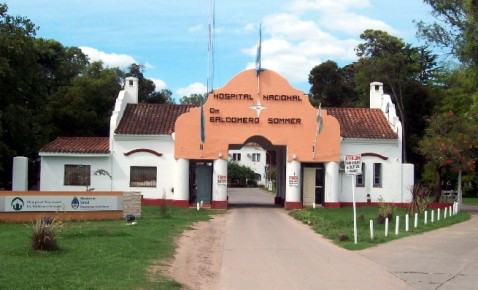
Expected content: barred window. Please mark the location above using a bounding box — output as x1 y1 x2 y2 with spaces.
373 163 382 187
356 163 365 187
232 153 241 161
64 165 90 186
252 153 261 162
130 166 157 187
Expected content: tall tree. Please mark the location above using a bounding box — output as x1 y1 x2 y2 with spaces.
45 61 123 138
308 60 357 107
418 111 478 201
354 29 439 162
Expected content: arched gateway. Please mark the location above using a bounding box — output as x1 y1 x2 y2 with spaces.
38 69 414 210
173 69 341 209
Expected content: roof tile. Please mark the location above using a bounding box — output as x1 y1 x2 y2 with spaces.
115 103 195 135
326 108 398 139
40 137 109 154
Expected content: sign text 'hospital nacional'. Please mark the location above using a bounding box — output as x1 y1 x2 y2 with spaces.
210 92 304 125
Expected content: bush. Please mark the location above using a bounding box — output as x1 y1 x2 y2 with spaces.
408 184 431 214
31 216 60 251
377 196 395 224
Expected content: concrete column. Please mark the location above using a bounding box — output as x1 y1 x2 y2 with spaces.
285 160 302 209
12 156 28 191
325 161 340 206
173 158 189 207
212 158 228 209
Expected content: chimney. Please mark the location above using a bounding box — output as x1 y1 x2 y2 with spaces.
125 77 138 104
370 82 383 109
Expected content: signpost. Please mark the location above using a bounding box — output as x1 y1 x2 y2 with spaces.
345 154 362 244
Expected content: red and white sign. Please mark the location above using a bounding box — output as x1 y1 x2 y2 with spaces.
289 175 299 186
217 175 227 185
345 154 362 175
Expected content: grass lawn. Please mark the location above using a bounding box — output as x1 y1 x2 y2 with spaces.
290 206 470 250
463 197 478 205
0 206 219 289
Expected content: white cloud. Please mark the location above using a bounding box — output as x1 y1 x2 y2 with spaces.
176 82 207 98
188 24 204 33
79 46 137 68
150 78 167 90
244 13 359 83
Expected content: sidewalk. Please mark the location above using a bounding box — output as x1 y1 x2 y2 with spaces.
361 209 478 289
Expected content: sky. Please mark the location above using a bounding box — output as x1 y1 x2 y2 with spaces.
8 0 435 101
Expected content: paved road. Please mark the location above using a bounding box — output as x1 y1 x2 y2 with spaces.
219 188 414 290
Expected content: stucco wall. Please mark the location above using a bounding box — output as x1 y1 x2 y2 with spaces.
40 155 111 191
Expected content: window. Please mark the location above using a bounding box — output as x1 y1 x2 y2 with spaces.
252 153 261 162
356 163 365 187
130 166 157 187
373 163 382 187
64 165 90 186
232 153 241 161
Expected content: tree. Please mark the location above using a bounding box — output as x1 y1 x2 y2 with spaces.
418 111 478 202
0 3 45 189
179 93 207 105
354 29 439 162
308 60 357 107
227 161 256 187
45 61 123 138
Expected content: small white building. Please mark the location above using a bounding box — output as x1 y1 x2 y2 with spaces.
39 70 414 209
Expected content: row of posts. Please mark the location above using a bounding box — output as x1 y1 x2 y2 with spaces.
369 202 459 240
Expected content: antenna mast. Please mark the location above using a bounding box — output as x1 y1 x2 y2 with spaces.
207 0 215 94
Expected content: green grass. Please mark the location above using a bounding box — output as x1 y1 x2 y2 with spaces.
0 206 219 289
290 206 470 250
463 197 478 205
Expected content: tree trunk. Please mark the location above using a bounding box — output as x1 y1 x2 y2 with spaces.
434 166 442 202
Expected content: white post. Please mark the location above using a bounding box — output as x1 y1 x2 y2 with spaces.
370 220 374 240
12 156 28 191
444 207 448 219
352 175 358 244
313 202 316 209
201 200 204 208
438 208 441 221
449 205 453 216
424 211 428 225
414 213 418 228
196 202 200 211
395 216 400 235
385 217 389 237
405 214 409 232
431 210 435 223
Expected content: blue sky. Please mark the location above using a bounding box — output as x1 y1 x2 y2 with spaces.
8 0 434 101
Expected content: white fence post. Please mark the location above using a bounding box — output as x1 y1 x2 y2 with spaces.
414 213 418 228
370 220 374 240
438 208 441 221
385 217 389 237
395 216 400 235
405 214 409 232
424 211 428 225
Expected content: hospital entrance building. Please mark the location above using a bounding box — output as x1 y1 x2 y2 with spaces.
39 69 414 209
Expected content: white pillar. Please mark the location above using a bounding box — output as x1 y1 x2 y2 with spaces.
285 160 301 208
174 159 189 203
213 158 228 204
12 156 28 191
325 161 339 203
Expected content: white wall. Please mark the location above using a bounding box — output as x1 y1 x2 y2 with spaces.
40 155 111 191
338 139 403 203
228 145 267 185
111 135 176 199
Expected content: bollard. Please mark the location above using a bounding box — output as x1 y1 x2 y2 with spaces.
444 207 448 219
449 205 452 216
414 213 418 228
424 211 428 225
438 208 441 221
405 214 409 232
313 202 316 209
370 220 374 240
431 210 434 223
197 202 200 211
385 217 389 237
395 216 400 235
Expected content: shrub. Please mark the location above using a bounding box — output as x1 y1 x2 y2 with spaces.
31 216 60 251
377 196 395 224
408 184 431 214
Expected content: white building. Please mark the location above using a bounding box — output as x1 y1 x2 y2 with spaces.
39 69 414 209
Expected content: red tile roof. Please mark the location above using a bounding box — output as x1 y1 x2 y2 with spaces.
326 108 398 139
115 104 195 135
40 137 109 154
